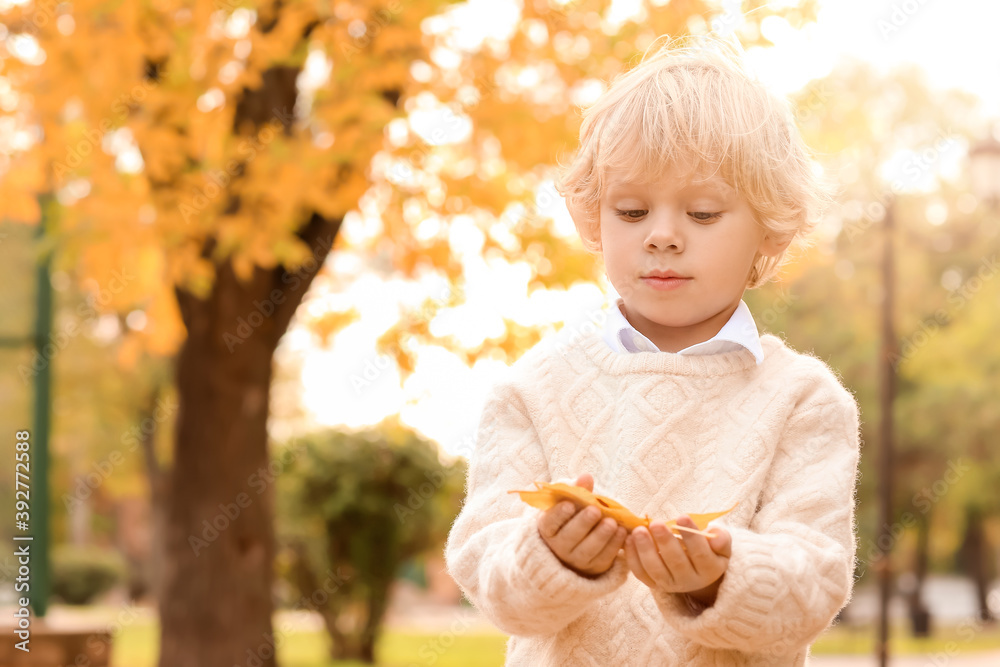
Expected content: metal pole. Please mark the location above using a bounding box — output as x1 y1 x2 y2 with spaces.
30 197 53 618
875 196 897 666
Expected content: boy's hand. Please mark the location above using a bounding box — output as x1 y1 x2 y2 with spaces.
624 515 732 606
537 472 628 578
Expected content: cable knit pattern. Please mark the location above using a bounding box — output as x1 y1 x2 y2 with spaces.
444 326 862 666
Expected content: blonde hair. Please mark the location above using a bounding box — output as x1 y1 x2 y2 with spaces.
554 33 833 288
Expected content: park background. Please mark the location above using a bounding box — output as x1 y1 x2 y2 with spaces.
2 0 1000 665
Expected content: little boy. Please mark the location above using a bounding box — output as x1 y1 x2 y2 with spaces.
444 34 861 666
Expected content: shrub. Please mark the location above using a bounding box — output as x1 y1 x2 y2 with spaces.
51 545 127 605
275 415 466 662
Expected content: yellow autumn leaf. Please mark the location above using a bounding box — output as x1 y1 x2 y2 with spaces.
0 192 42 224
231 253 255 282
508 481 738 537
117 334 142 372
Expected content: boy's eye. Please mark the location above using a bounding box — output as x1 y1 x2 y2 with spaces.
613 209 722 222
613 208 646 220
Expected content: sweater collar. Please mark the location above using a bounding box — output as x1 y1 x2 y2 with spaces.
578 328 775 376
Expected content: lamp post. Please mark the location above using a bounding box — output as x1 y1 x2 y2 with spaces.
875 194 897 667
0 200 53 619
965 132 1000 622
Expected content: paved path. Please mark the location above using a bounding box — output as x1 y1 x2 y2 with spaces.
809 653 1000 666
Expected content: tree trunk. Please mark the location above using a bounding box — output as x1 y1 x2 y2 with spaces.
158 268 278 666
359 579 392 663
325 599 371 663
158 213 339 666
908 513 931 637
961 506 995 623
289 540 354 657
290 539 381 664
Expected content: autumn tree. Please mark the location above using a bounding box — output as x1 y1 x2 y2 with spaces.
0 1 821 664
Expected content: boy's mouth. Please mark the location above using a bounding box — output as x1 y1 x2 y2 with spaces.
642 270 689 279
641 275 692 290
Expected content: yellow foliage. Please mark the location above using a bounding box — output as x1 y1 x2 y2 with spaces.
231 253 256 283
509 481 738 536
309 309 362 347
143 277 187 356
0 153 46 223
0 191 42 224
0 0 816 367
136 125 189 184
117 334 143 372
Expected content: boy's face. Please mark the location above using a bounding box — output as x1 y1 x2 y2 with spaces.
597 166 787 353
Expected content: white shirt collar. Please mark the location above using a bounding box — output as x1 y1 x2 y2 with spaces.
601 297 764 364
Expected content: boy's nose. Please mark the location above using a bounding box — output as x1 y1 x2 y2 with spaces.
643 212 684 251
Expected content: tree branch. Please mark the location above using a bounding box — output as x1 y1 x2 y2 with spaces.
269 212 342 338
173 235 218 329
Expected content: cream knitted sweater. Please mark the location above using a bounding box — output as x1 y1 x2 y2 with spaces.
444 326 862 666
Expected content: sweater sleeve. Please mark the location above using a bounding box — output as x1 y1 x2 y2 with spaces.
653 372 862 657
443 377 630 637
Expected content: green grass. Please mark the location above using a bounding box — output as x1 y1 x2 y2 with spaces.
112 620 510 667
111 617 1000 665
811 620 1000 656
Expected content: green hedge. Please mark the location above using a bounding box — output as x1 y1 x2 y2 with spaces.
51 545 127 605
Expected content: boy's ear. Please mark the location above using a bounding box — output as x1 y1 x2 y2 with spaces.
758 232 793 257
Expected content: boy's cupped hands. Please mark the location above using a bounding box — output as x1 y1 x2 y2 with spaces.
536 472 628 578
625 512 731 607
537 472 731 606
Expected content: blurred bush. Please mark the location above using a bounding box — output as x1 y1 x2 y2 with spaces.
51 545 127 605
274 415 466 662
